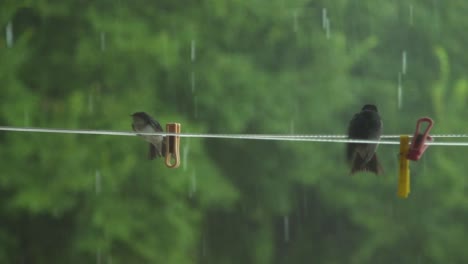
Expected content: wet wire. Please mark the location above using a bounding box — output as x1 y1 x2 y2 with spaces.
0 126 468 146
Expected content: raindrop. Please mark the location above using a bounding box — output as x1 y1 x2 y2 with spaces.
95 170 101 195
283 215 290 242
191 39 196 62
325 19 331 39
293 10 299 32
397 72 403 109
322 8 327 29
409 4 414 26
182 141 190 171
191 71 196 93
402 50 407 75
100 32 106 51
322 8 330 39
6 21 13 48
189 170 197 198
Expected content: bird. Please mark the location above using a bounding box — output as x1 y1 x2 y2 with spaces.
346 104 383 175
131 112 166 160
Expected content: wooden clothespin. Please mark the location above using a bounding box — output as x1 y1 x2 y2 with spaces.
165 123 181 168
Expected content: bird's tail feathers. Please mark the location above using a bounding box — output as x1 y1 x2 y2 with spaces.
148 143 165 160
350 154 383 175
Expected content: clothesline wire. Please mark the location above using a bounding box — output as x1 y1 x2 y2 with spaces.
1 126 468 146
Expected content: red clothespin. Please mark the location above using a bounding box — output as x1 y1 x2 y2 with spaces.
165 123 181 168
407 117 434 161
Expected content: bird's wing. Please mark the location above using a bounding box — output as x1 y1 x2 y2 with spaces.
347 113 363 138
148 118 163 132
149 119 163 132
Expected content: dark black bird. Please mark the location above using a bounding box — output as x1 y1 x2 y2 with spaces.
131 112 166 159
346 104 383 175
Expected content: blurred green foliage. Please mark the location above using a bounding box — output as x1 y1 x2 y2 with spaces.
1 0 468 263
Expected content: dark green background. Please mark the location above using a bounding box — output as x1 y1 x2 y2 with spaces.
1 0 468 263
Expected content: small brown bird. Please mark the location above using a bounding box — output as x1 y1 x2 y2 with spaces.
131 112 166 159
346 104 383 175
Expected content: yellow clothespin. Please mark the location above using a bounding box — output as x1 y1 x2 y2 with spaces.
398 135 410 198
165 123 181 168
